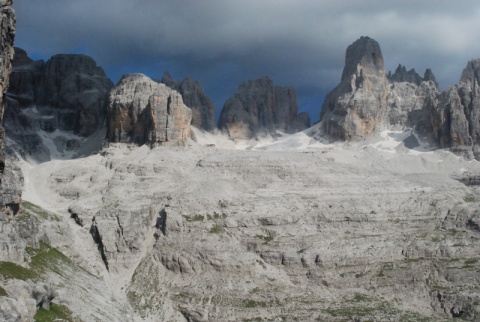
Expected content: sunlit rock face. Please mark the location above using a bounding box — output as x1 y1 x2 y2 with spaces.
319 36 390 140
107 74 192 146
319 36 442 143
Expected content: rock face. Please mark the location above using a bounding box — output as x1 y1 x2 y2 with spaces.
6 50 114 137
319 37 441 140
4 49 113 161
319 36 390 140
25 141 480 321
387 64 439 89
161 72 216 131
0 0 19 215
428 59 480 159
218 76 309 139
106 74 192 146
388 64 423 85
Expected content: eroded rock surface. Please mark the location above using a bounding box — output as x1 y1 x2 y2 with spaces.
161 72 216 131
319 37 441 142
218 76 309 139
107 74 192 146
428 59 480 160
25 138 480 321
319 36 390 140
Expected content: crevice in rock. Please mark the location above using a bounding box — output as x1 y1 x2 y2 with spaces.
89 217 109 272
115 214 129 250
156 208 167 236
5 201 20 215
69 211 84 227
466 218 480 232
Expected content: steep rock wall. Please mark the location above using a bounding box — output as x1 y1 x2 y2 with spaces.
107 74 192 146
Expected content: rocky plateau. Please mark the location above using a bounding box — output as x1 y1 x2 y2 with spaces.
1 4 480 321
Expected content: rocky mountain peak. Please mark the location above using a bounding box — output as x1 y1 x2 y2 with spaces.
161 72 216 131
12 47 33 67
423 68 439 88
388 64 423 85
45 54 107 79
459 59 480 85
218 76 309 139
107 73 192 146
387 64 439 88
341 36 385 82
319 36 390 140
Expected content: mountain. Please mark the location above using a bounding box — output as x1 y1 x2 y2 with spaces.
0 0 19 216
218 76 310 139
107 74 192 146
5 48 114 161
318 36 480 161
428 59 480 160
2 29 480 321
319 36 391 140
161 72 216 132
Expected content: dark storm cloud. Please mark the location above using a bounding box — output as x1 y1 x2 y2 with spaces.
13 0 480 120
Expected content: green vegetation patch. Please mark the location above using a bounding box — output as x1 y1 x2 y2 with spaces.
27 241 73 276
349 293 371 302
464 258 478 265
464 194 476 203
243 299 268 308
209 224 224 234
255 229 276 244
0 261 39 281
34 303 75 322
207 212 228 220
20 201 61 222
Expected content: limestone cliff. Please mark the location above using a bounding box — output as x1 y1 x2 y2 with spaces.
6 50 114 137
107 74 192 146
218 76 309 139
319 37 440 140
4 49 113 161
319 36 390 140
161 72 216 131
0 0 18 215
428 59 480 159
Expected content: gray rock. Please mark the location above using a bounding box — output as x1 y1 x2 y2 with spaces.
11 47 32 68
426 59 480 160
319 36 390 140
319 37 440 140
388 64 423 85
218 76 305 139
32 284 57 310
4 48 113 160
290 112 310 133
107 73 192 146
423 68 439 88
161 72 216 131
0 1 17 212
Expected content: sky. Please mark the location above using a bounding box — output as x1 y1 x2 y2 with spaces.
12 0 480 123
